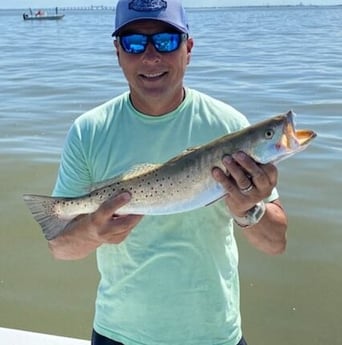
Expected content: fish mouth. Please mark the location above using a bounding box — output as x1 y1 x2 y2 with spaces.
269 110 316 164
294 129 317 146
283 110 317 150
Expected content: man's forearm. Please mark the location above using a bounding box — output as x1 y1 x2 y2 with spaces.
241 200 287 255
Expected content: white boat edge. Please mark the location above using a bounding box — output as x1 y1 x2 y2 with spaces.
0 327 90 345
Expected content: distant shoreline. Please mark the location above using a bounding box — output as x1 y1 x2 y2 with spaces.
1 4 342 11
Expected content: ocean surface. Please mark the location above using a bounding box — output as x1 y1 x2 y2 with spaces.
1 5 342 344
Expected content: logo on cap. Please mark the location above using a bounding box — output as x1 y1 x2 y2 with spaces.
129 0 167 12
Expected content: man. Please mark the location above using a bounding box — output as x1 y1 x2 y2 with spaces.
49 1 287 344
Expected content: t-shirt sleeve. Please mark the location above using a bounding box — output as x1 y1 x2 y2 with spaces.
52 123 91 197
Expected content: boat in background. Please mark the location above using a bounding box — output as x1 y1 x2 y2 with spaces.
23 14 65 20
22 8 65 21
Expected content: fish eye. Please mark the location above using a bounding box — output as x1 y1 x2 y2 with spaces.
264 128 274 139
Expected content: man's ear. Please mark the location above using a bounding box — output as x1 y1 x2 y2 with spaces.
113 40 121 65
186 37 194 64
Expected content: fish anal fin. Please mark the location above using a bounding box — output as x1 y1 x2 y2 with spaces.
205 193 228 207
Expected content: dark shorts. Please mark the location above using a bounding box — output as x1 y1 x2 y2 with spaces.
91 329 248 345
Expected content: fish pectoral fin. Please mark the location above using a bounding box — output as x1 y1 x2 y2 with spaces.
89 163 162 192
204 193 228 207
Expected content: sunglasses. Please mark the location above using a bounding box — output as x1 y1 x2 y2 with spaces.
117 32 188 54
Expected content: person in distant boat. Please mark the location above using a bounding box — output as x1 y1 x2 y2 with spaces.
48 1 288 345
55 7 58 15
35 10 44 17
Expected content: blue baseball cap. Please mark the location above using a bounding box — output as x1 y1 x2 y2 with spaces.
112 0 189 36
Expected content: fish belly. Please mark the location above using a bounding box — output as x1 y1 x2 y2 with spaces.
115 180 226 215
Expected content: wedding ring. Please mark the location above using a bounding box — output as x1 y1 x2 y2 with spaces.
240 182 254 194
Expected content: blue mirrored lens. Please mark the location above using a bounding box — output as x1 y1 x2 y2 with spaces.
120 34 148 54
153 33 181 52
119 33 185 54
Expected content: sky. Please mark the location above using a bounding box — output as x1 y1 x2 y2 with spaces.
1 0 341 9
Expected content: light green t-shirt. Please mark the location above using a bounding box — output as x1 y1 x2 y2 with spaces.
53 88 278 345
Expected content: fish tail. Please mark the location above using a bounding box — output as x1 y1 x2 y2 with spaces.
23 194 69 241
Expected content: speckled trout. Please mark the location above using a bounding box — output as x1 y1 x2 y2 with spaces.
23 110 316 240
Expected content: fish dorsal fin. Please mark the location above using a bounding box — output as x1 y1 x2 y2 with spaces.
89 163 161 192
120 163 161 180
165 146 199 165
184 146 200 154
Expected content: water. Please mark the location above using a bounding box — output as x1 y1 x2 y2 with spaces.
1 6 342 344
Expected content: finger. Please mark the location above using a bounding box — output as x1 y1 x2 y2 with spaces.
90 192 132 228
104 214 143 244
94 212 143 243
105 231 130 244
231 152 268 187
98 192 132 218
111 213 143 229
222 155 253 191
259 163 278 187
212 166 256 216
212 166 236 196
212 165 227 183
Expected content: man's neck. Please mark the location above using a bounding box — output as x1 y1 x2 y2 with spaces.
129 88 186 116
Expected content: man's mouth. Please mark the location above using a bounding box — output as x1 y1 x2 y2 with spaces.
140 72 167 80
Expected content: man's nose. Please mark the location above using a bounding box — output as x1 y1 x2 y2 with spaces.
142 43 161 63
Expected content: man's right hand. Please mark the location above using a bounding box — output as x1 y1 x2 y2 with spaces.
48 192 143 260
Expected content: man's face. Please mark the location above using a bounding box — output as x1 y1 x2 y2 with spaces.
114 20 193 113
